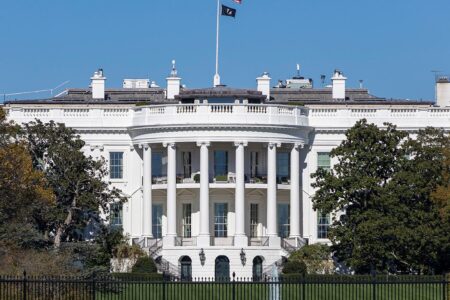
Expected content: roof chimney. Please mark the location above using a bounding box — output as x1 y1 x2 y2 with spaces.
256 72 271 100
91 69 106 100
436 75 450 107
331 69 347 100
166 60 181 100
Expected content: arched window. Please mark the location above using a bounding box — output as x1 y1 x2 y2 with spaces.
252 256 263 281
215 256 230 281
180 256 192 281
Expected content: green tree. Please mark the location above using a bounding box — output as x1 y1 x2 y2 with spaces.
289 244 333 274
312 119 450 274
22 120 126 249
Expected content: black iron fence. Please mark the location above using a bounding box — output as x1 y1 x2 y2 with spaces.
0 272 448 300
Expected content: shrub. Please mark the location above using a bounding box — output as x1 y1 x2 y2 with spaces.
131 256 157 274
215 175 228 182
193 174 200 183
289 244 333 274
283 260 307 275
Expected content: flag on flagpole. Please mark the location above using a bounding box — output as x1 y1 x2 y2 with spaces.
234 0 242 4
221 5 237 17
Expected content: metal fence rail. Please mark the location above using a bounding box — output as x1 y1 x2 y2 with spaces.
0 272 448 300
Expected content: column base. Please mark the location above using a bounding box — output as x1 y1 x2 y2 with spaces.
268 236 281 247
163 235 176 247
197 235 211 247
234 235 248 247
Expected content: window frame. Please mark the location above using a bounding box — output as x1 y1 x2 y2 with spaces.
214 203 228 237
109 151 124 180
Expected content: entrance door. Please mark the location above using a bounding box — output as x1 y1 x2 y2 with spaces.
180 256 192 281
215 256 230 281
252 256 263 281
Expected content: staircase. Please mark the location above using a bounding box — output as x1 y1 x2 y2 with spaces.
263 237 308 277
133 238 180 278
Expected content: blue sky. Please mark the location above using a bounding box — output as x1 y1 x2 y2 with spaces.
0 0 449 102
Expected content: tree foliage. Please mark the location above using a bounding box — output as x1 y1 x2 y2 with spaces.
131 257 158 274
312 119 450 274
22 120 125 248
289 244 333 274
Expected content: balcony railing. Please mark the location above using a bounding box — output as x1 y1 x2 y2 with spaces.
210 236 234 246
249 236 270 247
175 237 197 246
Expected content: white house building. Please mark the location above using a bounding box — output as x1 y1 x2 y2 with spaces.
3 64 450 279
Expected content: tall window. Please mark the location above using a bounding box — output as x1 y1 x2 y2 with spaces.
317 211 330 239
182 203 192 238
152 204 163 238
214 151 228 176
214 203 228 237
250 152 260 178
317 152 331 171
278 203 290 238
250 204 259 238
182 152 192 179
109 152 124 179
152 152 164 177
277 152 290 183
110 203 123 227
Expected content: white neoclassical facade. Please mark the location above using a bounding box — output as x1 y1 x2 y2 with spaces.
4 66 450 279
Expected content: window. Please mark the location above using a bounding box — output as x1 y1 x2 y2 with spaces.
182 152 192 179
214 151 228 176
109 152 124 179
152 204 163 238
182 203 192 238
250 204 259 238
180 256 192 281
278 203 290 238
318 152 331 171
317 211 330 239
214 203 228 237
152 152 165 178
277 152 290 183
250 151 260 178
110 203 123 227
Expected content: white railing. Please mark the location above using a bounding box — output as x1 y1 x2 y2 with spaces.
63 108 89 117
210 105 233 113
23 108 50 118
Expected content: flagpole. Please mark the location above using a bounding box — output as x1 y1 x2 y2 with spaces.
214 0 221 87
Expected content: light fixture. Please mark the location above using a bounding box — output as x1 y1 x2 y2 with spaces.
240 248 246 266
199 248 206 266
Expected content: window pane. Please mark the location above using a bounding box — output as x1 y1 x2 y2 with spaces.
152 204 163 238
317 210 330 239
278 204 290 238
214 151 228 176
250 152 259 178
214 203 228 237
152 152 163 177
182 204 192 238
318 152 331 171
110 203 123 227
277 152 290 182
182 152 192 178
109 152 124 179
250 204 259 238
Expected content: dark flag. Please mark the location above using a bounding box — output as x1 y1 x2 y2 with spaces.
221 5 237 18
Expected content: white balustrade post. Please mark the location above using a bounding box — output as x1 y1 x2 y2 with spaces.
234 141 248 247
197 141 211 246
142 144 153 239
164 142 177 246
267 142 280 246
290 143 301 238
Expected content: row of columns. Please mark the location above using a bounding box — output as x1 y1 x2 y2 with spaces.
140 142 303 246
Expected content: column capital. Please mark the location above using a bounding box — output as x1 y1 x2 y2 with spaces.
163 142 176 148
292 142 305 150
139 143 150 150
234 141 248 147
268 142 281 148
196 141 211 147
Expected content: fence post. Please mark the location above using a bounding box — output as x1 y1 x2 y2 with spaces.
92 272 96 300
301 275 305 300
22 270 27 300
372 272 377 300
232 272 236 300
162 272 166 300
443 274 447 300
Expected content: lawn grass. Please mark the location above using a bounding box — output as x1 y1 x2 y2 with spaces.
96 281 445 300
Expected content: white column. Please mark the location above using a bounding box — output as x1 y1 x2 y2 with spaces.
164 142 177 246
234 141 248 247
267 143 279 238
290 144 301 238
142 144 153 238
197 141 210 246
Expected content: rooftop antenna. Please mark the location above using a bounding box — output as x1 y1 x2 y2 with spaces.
3 80 70 101
214 0 221 87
